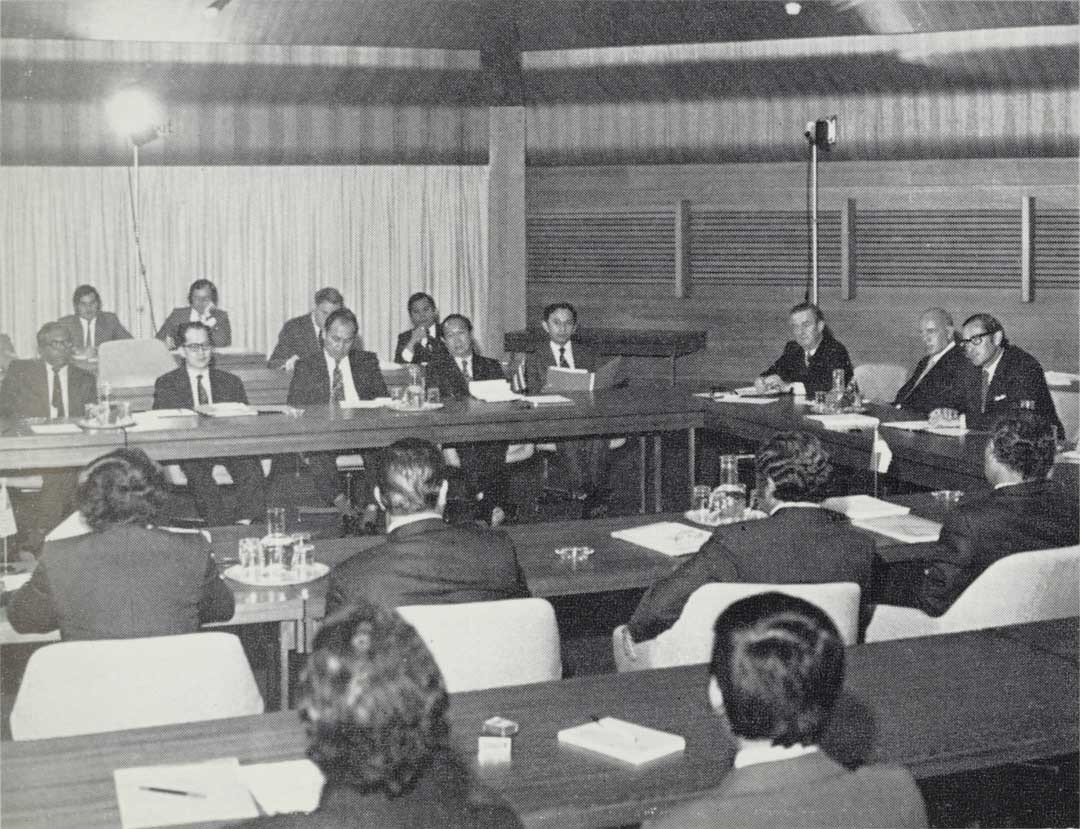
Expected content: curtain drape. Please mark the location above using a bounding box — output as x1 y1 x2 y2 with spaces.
0 165 489 360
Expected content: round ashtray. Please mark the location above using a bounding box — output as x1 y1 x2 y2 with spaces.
931 490 964 507
555 546 594 563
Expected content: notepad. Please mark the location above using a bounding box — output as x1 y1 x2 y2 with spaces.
853 514 942 543
804 413 881 431
337 398 391 409
822 494 910 521
558 717 685 765
882 419 969 436
611 522 711 557
195 402 258 417
114 757 258 829
468 379 522 402
29 423 83 435
697 392 778 405
521 394 574 407
239 759 324 816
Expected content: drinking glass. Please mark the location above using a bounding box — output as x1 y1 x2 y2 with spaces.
290 532 312 572
712 455 747 522
239 537 262 578
389 386 406 403
425 387 441 405
266 507 287 538
691 484 711 514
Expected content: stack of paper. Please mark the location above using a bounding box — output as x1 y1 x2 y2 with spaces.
29 423 83 435
558 717 685 765
853 514 942 543
822 494 910 520
113 758 257 829
611 522 711 557
696 392 778 405
521 394 574 407
804 413 881 431
195 402 258 417
338 398 391 409
127 410 199 432
468 379 522 402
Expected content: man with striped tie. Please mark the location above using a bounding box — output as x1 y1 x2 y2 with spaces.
893 308 978 415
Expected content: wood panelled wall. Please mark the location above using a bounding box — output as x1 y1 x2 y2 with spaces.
526 158 1079 384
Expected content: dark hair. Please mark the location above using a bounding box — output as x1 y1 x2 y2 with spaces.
441 313 473 333
376 438 445 516
176 321 211 345
72 284 101 306
990 415 1056 479
711 592 845 747
314 287 344 307
407 292 436 313
755 431 832 502
324 307 359 336
542 302 577 324
301 600 449 796
187 279 218 305
77 449 167 531
962 312 1004 336
789 301 824 323
36 321 71 348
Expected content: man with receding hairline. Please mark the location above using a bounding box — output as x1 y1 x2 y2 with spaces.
755 302 853 396
893 308 978 415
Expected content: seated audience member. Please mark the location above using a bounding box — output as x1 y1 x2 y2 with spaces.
646 593 927 828
755 302 853 396
395 291 446 365
625 431 874 647
234 600 521 828
268 286 344 370
7 448 234 640
153 322 266 525
893 308 978 415
522 302 610 517
0 322 96 548
287 308 387 523
0 333 16 373
931 313 1064 437
56 284 132 353
879 414 1078 616
325 438 528 614
427 314 511 524
157 278 232 348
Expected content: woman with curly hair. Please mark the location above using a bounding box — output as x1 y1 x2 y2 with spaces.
7 448 233 639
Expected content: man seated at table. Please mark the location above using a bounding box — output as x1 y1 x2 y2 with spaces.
56 284 132 355
157 278 232 349
153 321 267 526
325 438 528 614
235 600 521 828
427 313 511 525
287 307 387 526
930 313 1064 437
878 414 1078 616
395 291 446 365
646 593 927 828
267 286 344 370
0 322 96 550
755 302 853 396
624 431 874 651
521 301 610 518
893 308 978 415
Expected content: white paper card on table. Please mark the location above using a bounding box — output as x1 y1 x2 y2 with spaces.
239 759 324 816
611 522 711 557
558 717 685 766
881 419 968 437
29 423 83 435
145 408 196 418
195 402 258 417
822 494 910 520
468 379 522 402
1058 448 1080 463
521 394 574 407
338 398 391 409
804 413 881 431
1 571 32 591
853 514 942 543
881 420 931 432
113 757 258 829
1045 371 1080 387
697 392 778 405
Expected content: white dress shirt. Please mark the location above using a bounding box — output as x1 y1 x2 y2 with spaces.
324 351 361 404
401 324 438 363
549 340 576 369
733 739 819 769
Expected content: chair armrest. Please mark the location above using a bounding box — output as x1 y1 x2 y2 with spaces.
612 624 659 673
864 604 939 642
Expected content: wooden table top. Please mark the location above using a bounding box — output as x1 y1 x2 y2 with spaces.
505 328 707 357
3 620 1075 829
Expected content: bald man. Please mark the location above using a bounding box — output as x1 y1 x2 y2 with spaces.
893 309 979 415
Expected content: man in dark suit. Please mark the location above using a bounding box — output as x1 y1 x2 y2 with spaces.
325 439 528 614
267 286 344 369
394 291 446 364
625 431 875 646
427 313 511 524
755 302 853 396
893 308 978 415
646 593 927 829
878 414 1078 616
55 285 132 352
156 279 232 349
0 322 97 549
152 321 266 526
287 307 387 521
930 313 1063 437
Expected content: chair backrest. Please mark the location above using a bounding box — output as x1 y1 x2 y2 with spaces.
650 582 862 669
396 598 561 692
853 363 909 403
938 545 1080 634
10 632 264 740
1050 388 1079 444
98 338 177 389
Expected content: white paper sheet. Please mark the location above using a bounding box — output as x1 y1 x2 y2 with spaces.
822 494 910 520
696 392 778 405
804 413 881 431
239 759 324 816
881 420 969 436
853 514 942 543
337 398 392 409
558 718 685 765
611 522 711 557
468 379 522 402
29 423 83 435
113 757 258 829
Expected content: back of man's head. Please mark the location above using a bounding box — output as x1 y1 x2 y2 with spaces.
376 438 446 516
755 430 832 502
989 414 1056 481
711 592 845 747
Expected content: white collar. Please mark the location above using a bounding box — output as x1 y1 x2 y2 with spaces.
323 350 348 371
768 501 821 516
993 478 1029 490
929 340 955 363
733 739 819 769
386 511 443 533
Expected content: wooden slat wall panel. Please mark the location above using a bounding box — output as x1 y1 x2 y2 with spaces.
1035 209 1080 289
527 208 675 284
690 210 840 287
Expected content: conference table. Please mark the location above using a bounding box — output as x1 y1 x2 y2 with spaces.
2 619 1075 828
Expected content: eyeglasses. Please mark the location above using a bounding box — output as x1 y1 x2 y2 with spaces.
182 343 213 353
43 339 73 349
959 332 995 347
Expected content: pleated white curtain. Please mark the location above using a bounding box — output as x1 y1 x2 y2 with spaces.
0 165 489 360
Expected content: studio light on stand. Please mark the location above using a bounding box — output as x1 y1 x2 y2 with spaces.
804 116 836 306
106 88 165 337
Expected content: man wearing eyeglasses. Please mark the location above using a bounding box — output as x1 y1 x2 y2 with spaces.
0 322 97 550
153 321 267 526
930 313 1063 437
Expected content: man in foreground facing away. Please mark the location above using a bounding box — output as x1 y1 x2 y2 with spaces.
233 600 521 828
646 592 927 828
878 413 1078 616
324 438 528 614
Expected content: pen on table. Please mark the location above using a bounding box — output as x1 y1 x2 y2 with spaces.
139 785 206 798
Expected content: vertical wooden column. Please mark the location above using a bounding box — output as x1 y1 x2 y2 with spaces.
841 198 856 300
1020 195 1034 302
486 106 527 357
674 199 690 298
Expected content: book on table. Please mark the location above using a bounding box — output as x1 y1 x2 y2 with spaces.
558 717 685 765
543 356 625 393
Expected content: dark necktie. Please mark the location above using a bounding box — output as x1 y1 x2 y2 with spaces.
196 374 209 405
557 345 567 368
980 368 991 413
317 328 324 348
51 367 65 418
332 364 345 402
460 358 472 380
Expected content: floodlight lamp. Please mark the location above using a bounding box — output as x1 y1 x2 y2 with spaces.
105 88 164 145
